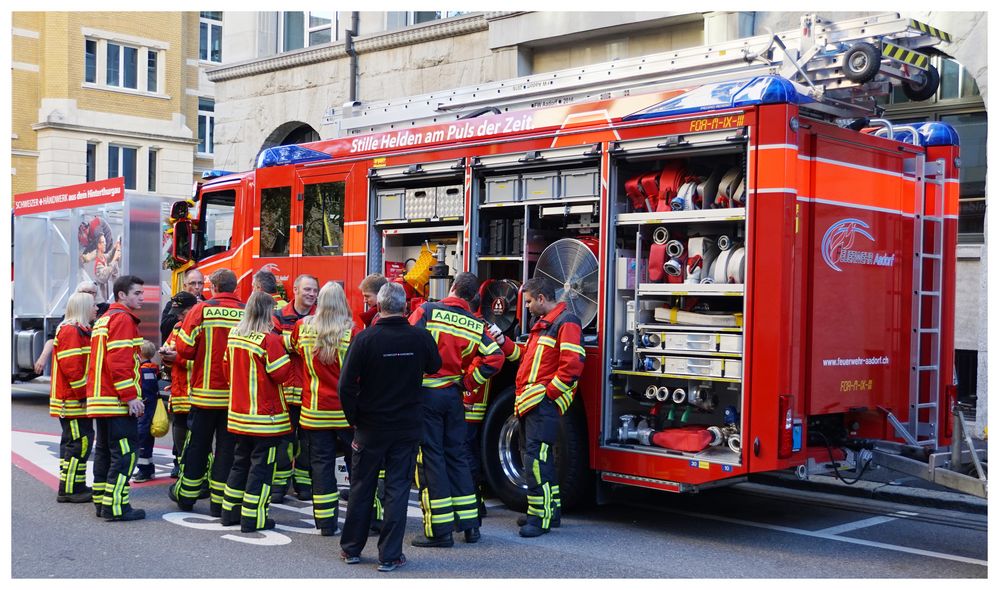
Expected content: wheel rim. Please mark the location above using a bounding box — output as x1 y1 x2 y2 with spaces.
849 52 869 74
498 414 528 490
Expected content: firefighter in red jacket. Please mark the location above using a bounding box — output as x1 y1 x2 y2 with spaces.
50 291 98 503
514 277 585 537
291 281 357 536
170 269 245 515
463 308 520 516
86 275 147 521
219 291 294 533
271 274 319 503
408 272 504 547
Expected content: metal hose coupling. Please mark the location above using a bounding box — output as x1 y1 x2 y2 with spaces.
727 433 742 454
707 426 725 447
655 386 670 402
652 226 670 244
644 385 659 400
671 387 687 404
665 239 685 258
717 234 732 251
639 332 661 348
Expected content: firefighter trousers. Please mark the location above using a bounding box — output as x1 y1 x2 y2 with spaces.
221 434 281 531
340 428 418 564
135 390 158 476
92 416 138 517
58 417 93 496
274 405 312 495
175 407 234 510
305 428 350 530
171 411 190 470
520 397 560 530
416 386 479 537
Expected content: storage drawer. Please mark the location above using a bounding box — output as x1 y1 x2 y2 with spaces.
724 359 742 378
522 171 559 200
435 185 464 218
660 332 744 354
561 168 599 198
661 356 725 378
484 175 521 203
404 188 436 219
376 188 405 220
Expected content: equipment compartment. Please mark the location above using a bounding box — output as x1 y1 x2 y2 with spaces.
484 175 521 203
522 171 559 201
376 188 406 221
404 187 436 220
436 185 465 218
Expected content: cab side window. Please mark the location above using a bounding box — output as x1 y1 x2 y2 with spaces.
302 181 345 257
260 187 291 257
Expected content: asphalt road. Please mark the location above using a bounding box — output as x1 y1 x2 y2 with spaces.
10 386 988 578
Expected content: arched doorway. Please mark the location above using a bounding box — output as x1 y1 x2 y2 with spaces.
254 121 321 167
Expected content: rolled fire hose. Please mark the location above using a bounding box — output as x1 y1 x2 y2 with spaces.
639 172 660 211
624 175 647 211
648 242 668 282
726 247 746 283
685 254 704 284
671 387 687 404
644 385 659 400
697 167 723 207
652 226 670 244
655 386 670 402
717 167 746 206
670 181 700 211
657 162 686 212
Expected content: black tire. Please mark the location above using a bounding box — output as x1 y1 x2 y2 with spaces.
902 64 941 102
481 385 592 512
843 42 881 83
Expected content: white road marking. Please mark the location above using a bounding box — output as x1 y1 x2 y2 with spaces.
815 515 898 536
657 506 987 567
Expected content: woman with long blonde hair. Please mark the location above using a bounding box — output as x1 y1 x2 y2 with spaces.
221 291 293 532
50 291 98 503
291 281 357 536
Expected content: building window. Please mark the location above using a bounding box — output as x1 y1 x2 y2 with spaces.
279 11 336 52
86 143 97 182
260 187 291 257
148 149 157 192
147 51 158 93
302 182 344 256
385 11 467 31
106 43 139 89
200 12 223 63
85 40 97 83
198 97 215 155
108 144 137 190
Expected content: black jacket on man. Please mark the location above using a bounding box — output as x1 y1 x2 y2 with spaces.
338 315 441 436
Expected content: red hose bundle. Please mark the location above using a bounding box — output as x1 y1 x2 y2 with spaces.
648 242 668 282
651 426 713 453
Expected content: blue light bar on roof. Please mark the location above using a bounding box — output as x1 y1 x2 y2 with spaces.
201 169 236 180
623 76 810 121
256 145 333 168
916 122 960 147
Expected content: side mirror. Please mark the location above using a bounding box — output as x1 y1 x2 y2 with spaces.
170 200 190 221
172 219 193 263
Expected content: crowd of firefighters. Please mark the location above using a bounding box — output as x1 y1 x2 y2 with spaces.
47 263 585 571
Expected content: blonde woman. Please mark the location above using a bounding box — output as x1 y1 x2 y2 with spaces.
220 291 293 533
50 291 98 503
290 281 358 536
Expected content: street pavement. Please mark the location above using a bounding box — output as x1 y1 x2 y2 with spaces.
10 384 988 579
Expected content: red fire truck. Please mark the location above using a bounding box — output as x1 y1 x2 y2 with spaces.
167 14 986 505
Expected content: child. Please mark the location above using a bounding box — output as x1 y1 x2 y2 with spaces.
220 291 293 532
134 340 160 482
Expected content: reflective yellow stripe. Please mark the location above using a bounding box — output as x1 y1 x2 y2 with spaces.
550 376 572 394
537 336 557 347
266 354 290 373
55 347 89 359
560 342 586 356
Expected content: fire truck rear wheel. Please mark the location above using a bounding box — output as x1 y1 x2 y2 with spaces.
481 385 592 512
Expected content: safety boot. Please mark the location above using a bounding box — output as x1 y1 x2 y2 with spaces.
517 514 560 528
209 502 223 518
463 528 481 543
320 526 339 537
296 485 313 501
168 483 195 511
241 518 276 533
57 487 93 503
410 532 454 548
105 507 146 522
220 509 241 527
518 523 549 538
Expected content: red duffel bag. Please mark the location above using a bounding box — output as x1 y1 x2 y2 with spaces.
651 426 713 453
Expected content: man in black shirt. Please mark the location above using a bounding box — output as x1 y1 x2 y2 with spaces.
339 282 441 573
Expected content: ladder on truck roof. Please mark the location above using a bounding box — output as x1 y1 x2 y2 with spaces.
327 12 951 136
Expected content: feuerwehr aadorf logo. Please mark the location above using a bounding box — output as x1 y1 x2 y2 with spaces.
821 218 896 272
